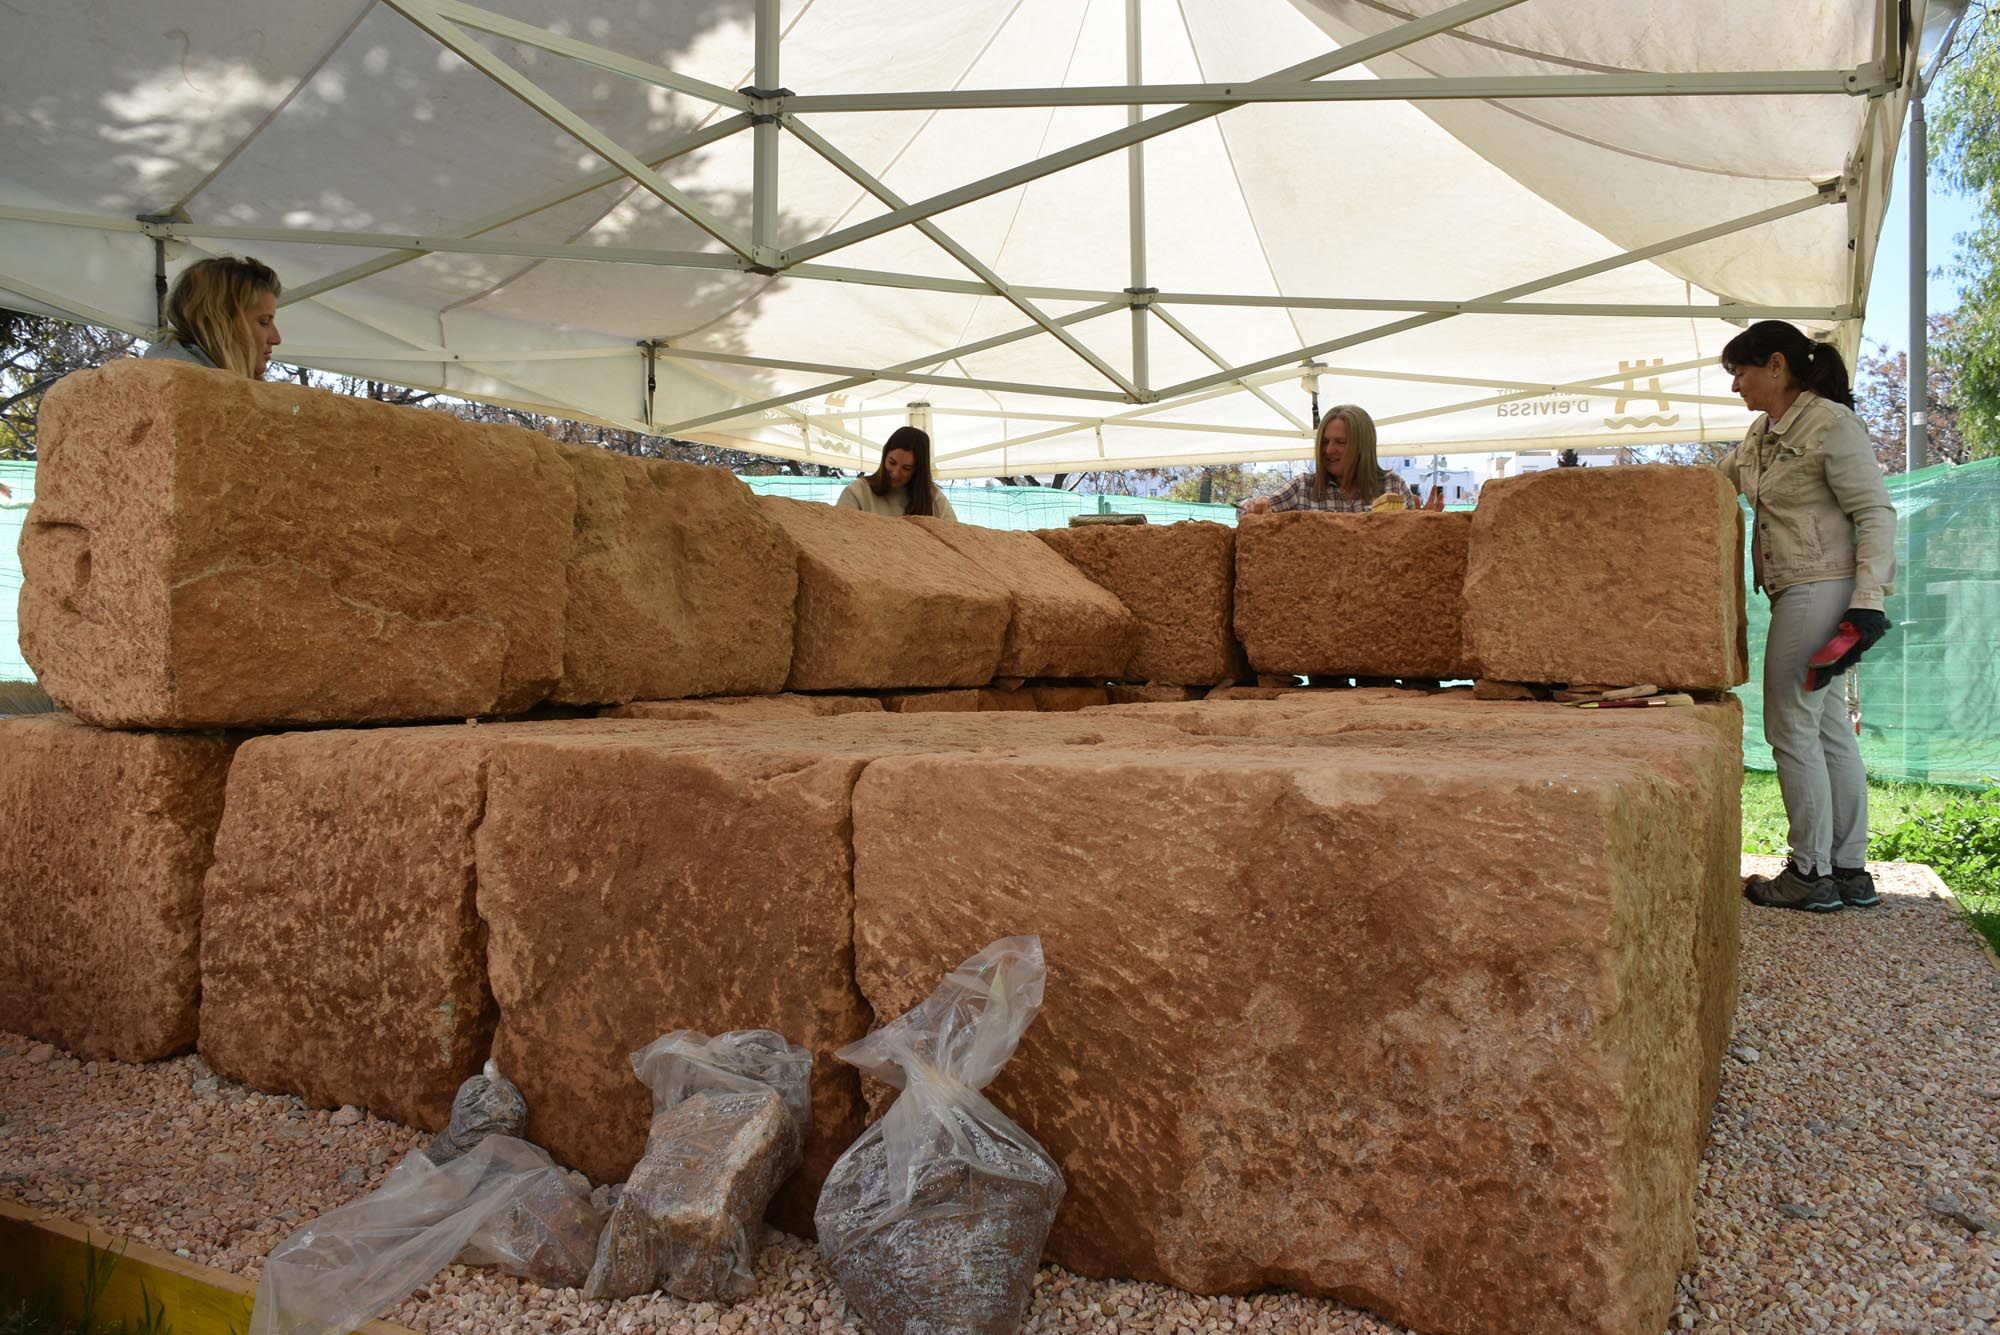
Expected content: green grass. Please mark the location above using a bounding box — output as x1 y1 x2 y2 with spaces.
1742 769 2000 954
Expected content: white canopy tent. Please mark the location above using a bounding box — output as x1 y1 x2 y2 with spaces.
0 0 1942 475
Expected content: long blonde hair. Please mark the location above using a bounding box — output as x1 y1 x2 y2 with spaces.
1309 404 1383 501
162 256 282 378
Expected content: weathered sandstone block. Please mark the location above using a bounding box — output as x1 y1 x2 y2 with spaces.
1037 523 1245 685
199 728 499 1129
910 518 1137 679
1106 684 1205 705
552 448 797 705
473 728 875 1231
1464 465 1747 690
1090 688 1744 1155
20 360 573 728
1235 511 1474 679
0 715 234 1060
850 709 1738 1335
758 499 1009 691
603 694 884 721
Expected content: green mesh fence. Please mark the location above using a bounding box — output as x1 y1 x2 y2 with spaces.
738 476 1241 530
1736 456 2000 788
0 459 35 681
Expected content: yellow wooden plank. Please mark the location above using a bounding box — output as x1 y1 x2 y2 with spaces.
0 1199 418 1335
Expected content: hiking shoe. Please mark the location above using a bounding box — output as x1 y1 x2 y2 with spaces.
1831 866 1879 908
1744 864 1843 913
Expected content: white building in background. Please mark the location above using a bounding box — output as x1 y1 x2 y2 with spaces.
1386 457 1481 504
1488 448 1625 478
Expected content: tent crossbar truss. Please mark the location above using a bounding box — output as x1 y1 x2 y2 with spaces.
3 0 1920 474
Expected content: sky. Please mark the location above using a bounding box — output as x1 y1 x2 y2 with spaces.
1858 131 1984 357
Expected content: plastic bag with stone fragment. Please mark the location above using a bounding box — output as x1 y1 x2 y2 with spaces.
249 1135 601 1335
584 1028 813 1302
455 1162 608 1287
427 1057 529 1164
814 935 1064 1335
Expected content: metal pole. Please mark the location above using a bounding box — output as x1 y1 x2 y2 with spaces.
1126 0 1150 394
1906 92 1928 474
751 0 779 266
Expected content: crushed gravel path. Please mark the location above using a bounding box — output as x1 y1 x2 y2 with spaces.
3 859 1995 1334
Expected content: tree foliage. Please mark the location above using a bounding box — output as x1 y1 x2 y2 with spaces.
0 312 842 474
1928 2 2000 458
0 313 139 458
1853 315 1970 470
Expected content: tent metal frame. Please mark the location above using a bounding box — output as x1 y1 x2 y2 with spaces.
4 0 1919 470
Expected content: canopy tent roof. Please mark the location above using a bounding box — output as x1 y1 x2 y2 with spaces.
0 0 1941 476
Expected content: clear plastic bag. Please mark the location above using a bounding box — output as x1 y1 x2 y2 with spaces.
248 1136 603 1335
428 1058 529 1164
585 1029 813 1301
814 936 1064 1335
456 1162 606 1287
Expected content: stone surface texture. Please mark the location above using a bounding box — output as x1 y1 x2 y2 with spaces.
0 715 235 1061
759 498 1009 691
198 728 499 1130
1037 523 1246 685
20 361 573 727
910 518 1138 680
472 727 875 1233
879 690 983 713
849 695 1741 1335
1463 465 1748 690
552 448 797 705
1234 511 1475 679
1106 684 1206 704
603 695 884 722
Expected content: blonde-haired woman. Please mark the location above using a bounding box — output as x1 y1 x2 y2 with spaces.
1241 405 1410 514
144 256 284 379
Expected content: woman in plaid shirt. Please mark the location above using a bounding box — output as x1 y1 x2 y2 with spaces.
1240 405 1412 514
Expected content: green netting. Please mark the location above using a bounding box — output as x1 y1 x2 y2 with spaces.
738 477 1241 531
1736 457 2000 788
0 460 35 681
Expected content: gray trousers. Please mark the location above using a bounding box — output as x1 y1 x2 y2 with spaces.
1763 577 1868 875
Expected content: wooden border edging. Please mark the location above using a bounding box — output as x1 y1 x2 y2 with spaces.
0 1199 417 1335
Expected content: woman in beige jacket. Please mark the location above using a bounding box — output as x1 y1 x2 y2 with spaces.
1719 321 1896 915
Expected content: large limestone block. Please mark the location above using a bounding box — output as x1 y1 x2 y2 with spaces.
1090 688 1745 1154
1036 523 1245 685
1464 465 1747 690
850 720 1737 1335
909 517 1138 679
20 360 573 728
1235 511 1475 679
0 715 234 1060
199 728 499 1129
472 730 875 1232
757 498 1009 691
552 448 797 705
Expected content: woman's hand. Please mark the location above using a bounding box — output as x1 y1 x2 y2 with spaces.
1242 496 1273 515
1814 608 1891 687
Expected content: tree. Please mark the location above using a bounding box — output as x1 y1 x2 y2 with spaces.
1929 2 2000 458
0 312 139 458
1853 316 1970 470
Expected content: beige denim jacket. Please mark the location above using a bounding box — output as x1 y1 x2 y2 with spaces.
1718 391 1896 610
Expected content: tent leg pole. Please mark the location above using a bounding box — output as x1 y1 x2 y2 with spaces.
1126 0 1150 395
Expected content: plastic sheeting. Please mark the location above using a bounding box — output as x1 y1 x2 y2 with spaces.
0 1 1929 476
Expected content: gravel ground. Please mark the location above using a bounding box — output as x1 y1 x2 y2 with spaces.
3 858 1995 1334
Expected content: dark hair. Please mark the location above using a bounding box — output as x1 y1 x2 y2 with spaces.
867 425 937 517
1720 320 1853 409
